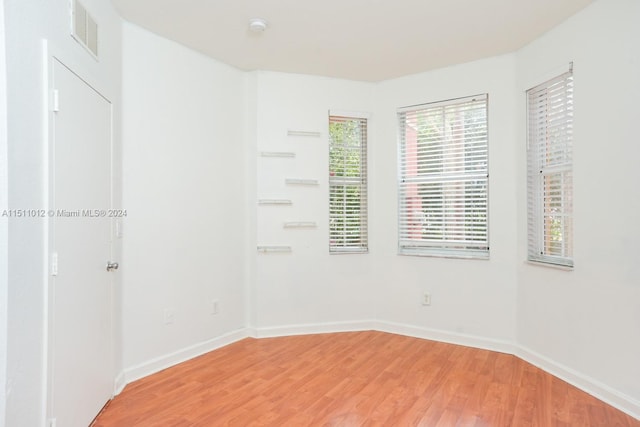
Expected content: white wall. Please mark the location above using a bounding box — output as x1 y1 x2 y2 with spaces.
373 55 519 347
248 60 519 350
250 72 376 333
3 0 122 425
121 24 247 377
516 0 640 413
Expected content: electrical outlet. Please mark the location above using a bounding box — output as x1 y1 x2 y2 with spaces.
211 299 219 315
163 308 175 324
422 292 431 306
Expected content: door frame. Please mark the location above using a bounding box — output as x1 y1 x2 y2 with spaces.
43 40 117 425
0 3 8 426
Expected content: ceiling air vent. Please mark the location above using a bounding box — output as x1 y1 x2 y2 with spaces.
72 0 98 58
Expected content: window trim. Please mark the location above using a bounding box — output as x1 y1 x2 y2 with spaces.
526 67 574 268
328 111 369 254
397 94 489 259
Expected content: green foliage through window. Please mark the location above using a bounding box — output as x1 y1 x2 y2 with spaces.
329 116 368 253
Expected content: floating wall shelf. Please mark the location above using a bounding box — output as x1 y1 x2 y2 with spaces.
285 178 319 186
257 199 293 206
283 221 317 229
259 151 296 158
287 130 321 138
257 245 292 253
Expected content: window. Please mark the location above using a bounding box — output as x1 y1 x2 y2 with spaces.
397 94 489 258
329 114 368 253
527 68 574 267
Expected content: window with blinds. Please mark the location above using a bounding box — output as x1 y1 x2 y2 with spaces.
397 94 489 258
527 68 574 267
329 115 368 253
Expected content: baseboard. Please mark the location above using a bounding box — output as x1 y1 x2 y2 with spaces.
113 371 126 396
517 345 640 421
123 328 250 385
373 320 516 355
251 320 376 338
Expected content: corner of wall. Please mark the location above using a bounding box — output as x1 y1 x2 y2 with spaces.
243 71 258 330
0 3 9 425
123 328 250 386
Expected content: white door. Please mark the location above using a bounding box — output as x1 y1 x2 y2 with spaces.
49 58 114 427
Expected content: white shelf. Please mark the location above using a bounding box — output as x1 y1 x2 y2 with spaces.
283 221 317 229
285 178 319 186
257 199 293 206
259 151 296 158
287 130 321 138
257 245 292 253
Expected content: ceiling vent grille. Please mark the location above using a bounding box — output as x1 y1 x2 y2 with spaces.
72 0 98 58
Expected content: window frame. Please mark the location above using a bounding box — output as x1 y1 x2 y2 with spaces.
397 94 489 259
526 68 574 268
328 112 369 254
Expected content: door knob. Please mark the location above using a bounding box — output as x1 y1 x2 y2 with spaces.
106 261 119 272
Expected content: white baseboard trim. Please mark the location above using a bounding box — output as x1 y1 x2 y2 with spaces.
123 328 250 385
516 345 640 421
373 320 516 355
250 320 376 338
113 371 126 396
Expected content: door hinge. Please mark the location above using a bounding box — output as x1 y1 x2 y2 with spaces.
52 89 60 112
51 252 58 276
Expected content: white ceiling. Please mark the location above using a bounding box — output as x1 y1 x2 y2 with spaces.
110 0 593 82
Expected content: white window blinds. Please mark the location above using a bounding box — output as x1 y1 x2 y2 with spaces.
398 94 489 258
329 115 368 253
527 68 574 267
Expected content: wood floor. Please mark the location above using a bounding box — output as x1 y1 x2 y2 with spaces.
93 331 639 426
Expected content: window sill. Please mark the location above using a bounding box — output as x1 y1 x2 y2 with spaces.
525 260 573 271
330 249 369 255
399 251 489 261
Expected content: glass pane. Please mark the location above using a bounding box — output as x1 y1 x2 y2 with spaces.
329 116 367 251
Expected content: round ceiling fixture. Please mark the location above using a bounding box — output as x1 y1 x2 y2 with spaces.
248 18 268 33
